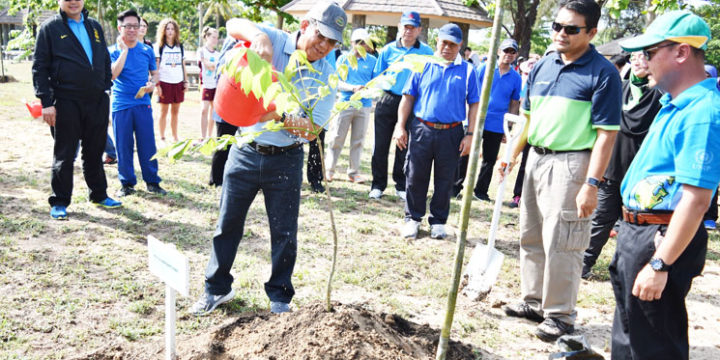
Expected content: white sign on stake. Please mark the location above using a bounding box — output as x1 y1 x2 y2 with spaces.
148 235 189 360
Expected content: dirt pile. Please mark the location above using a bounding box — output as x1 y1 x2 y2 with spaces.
178 302 479 360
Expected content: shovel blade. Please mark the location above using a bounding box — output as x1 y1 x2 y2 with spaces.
462 243 505 301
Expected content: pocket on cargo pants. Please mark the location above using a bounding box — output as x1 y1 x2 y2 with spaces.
557 210 591 251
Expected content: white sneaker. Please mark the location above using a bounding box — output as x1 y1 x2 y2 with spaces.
369 188 383 199
395 190 407 201
430 224 448 239
402 220 420 239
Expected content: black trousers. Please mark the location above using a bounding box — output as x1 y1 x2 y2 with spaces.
371 92 410 192
306 129 326 187
209 122 239 186
49 95 110 207
609 221 706 360
512 144 531 197
583 179 622 269
452 130 503 197
703 189 718 221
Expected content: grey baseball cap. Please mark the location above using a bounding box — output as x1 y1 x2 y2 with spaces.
500 38 518 51
306 1 347 42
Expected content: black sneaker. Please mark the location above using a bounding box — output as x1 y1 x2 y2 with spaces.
190 289 236 316
473 193 491 202
310 183 325 193
147 183 167 195
502 302 544 323
535 317 574 342
116 185 135 197
581 265 592 280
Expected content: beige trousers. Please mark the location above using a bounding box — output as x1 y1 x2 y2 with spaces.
520 150 591 325
325 107 371 177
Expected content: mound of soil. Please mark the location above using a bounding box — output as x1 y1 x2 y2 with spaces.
179 302 478 360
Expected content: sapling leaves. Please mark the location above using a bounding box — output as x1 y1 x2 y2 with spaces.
337 64 349 81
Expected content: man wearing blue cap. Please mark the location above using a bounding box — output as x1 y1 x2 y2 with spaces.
190 1 345 316
369 10 434 201
500 0 622 342
611 11 720 359
394 23 479 239
453 38 522 199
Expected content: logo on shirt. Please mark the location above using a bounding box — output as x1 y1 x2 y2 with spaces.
94 28 101 43
694 150 714 171
60 34 68 39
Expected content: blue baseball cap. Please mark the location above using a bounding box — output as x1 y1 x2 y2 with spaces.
306 1 347 42
438 23 463 45
400 11 421 27
706 64 718 78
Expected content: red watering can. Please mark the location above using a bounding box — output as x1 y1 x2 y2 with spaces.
24 99 42 118
214 41 277 127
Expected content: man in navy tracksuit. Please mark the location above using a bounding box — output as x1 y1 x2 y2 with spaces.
394 24 479 239
32 0 121 220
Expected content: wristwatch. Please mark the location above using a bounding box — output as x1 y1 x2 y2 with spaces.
585 177 601 188
465 131 474 136
649 257 671 272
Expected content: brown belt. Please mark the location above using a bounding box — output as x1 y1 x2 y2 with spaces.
622 207 673 225
418 118 462 130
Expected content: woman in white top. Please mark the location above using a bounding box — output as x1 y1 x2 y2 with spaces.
198 26 219 139
154 18 187 142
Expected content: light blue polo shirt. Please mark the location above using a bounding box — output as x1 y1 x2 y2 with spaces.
238 25 335 147
477 64 522 133
67 14 92 63
403 57 479 124
336 52 377 107
621 78 720 211
373 39 434 96
109 42 157 112
523 45 622 150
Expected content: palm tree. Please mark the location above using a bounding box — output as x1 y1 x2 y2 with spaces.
203 0 233 28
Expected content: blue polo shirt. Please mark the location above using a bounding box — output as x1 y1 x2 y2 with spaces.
621 78 720 211
477 64 521 133
403 57 479 124
336 52 377 108
523 45 621 150
67 14 92 63
240 25 335 147
109 42 157 112
373 39 434 96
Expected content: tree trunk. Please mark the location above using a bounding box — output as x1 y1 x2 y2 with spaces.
511 0 541 59
276 13 284 30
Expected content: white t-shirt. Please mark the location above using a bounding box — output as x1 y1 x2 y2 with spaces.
155 44 185 84
198 46 219 89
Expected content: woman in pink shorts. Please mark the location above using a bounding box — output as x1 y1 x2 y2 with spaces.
155 18 187 142
198 26 219 140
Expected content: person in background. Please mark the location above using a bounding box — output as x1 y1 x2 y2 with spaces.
324 28 377 183
198 26 219 140
110 9 166 197
611 11 719 359
155 18 187 142
581 51 663 279
190 1 344 316
369 10 434 200
611 53 630 73
501 0 621 342
453 38 521 200
702 63 718 230
395 23 479 239
138 17 152 48
33 0 121 220
463 46 481 67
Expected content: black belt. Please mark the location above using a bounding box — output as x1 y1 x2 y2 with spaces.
532 146 591 155
382 91 402 99
247 141 302 155
418 118 462 130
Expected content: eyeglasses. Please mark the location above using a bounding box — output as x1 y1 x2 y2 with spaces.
121 24 140 29
309 22 338 47
503 48 517 54
642 42 677 61
551 22 587 35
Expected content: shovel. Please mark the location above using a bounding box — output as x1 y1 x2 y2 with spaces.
462 113 525 301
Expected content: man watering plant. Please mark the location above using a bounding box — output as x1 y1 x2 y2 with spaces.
394 23 479 240
190 1 344 315
500 0 622 342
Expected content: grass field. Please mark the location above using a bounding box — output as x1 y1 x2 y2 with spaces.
1 61 719 359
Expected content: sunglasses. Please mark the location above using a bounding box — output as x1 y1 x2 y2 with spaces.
642 42 677 61
503 48 517 54
551 22 587 35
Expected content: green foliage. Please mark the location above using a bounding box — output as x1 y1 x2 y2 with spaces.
529 27 551 56
5 29 34 60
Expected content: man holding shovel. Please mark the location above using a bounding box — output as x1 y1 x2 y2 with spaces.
611 11 720 359
500 0 621 341
394 23 479 239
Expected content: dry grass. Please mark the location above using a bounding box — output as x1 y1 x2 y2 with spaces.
1 61 719 359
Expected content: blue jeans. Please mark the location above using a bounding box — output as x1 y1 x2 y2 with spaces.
112 104 161 186
204 143 304 303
